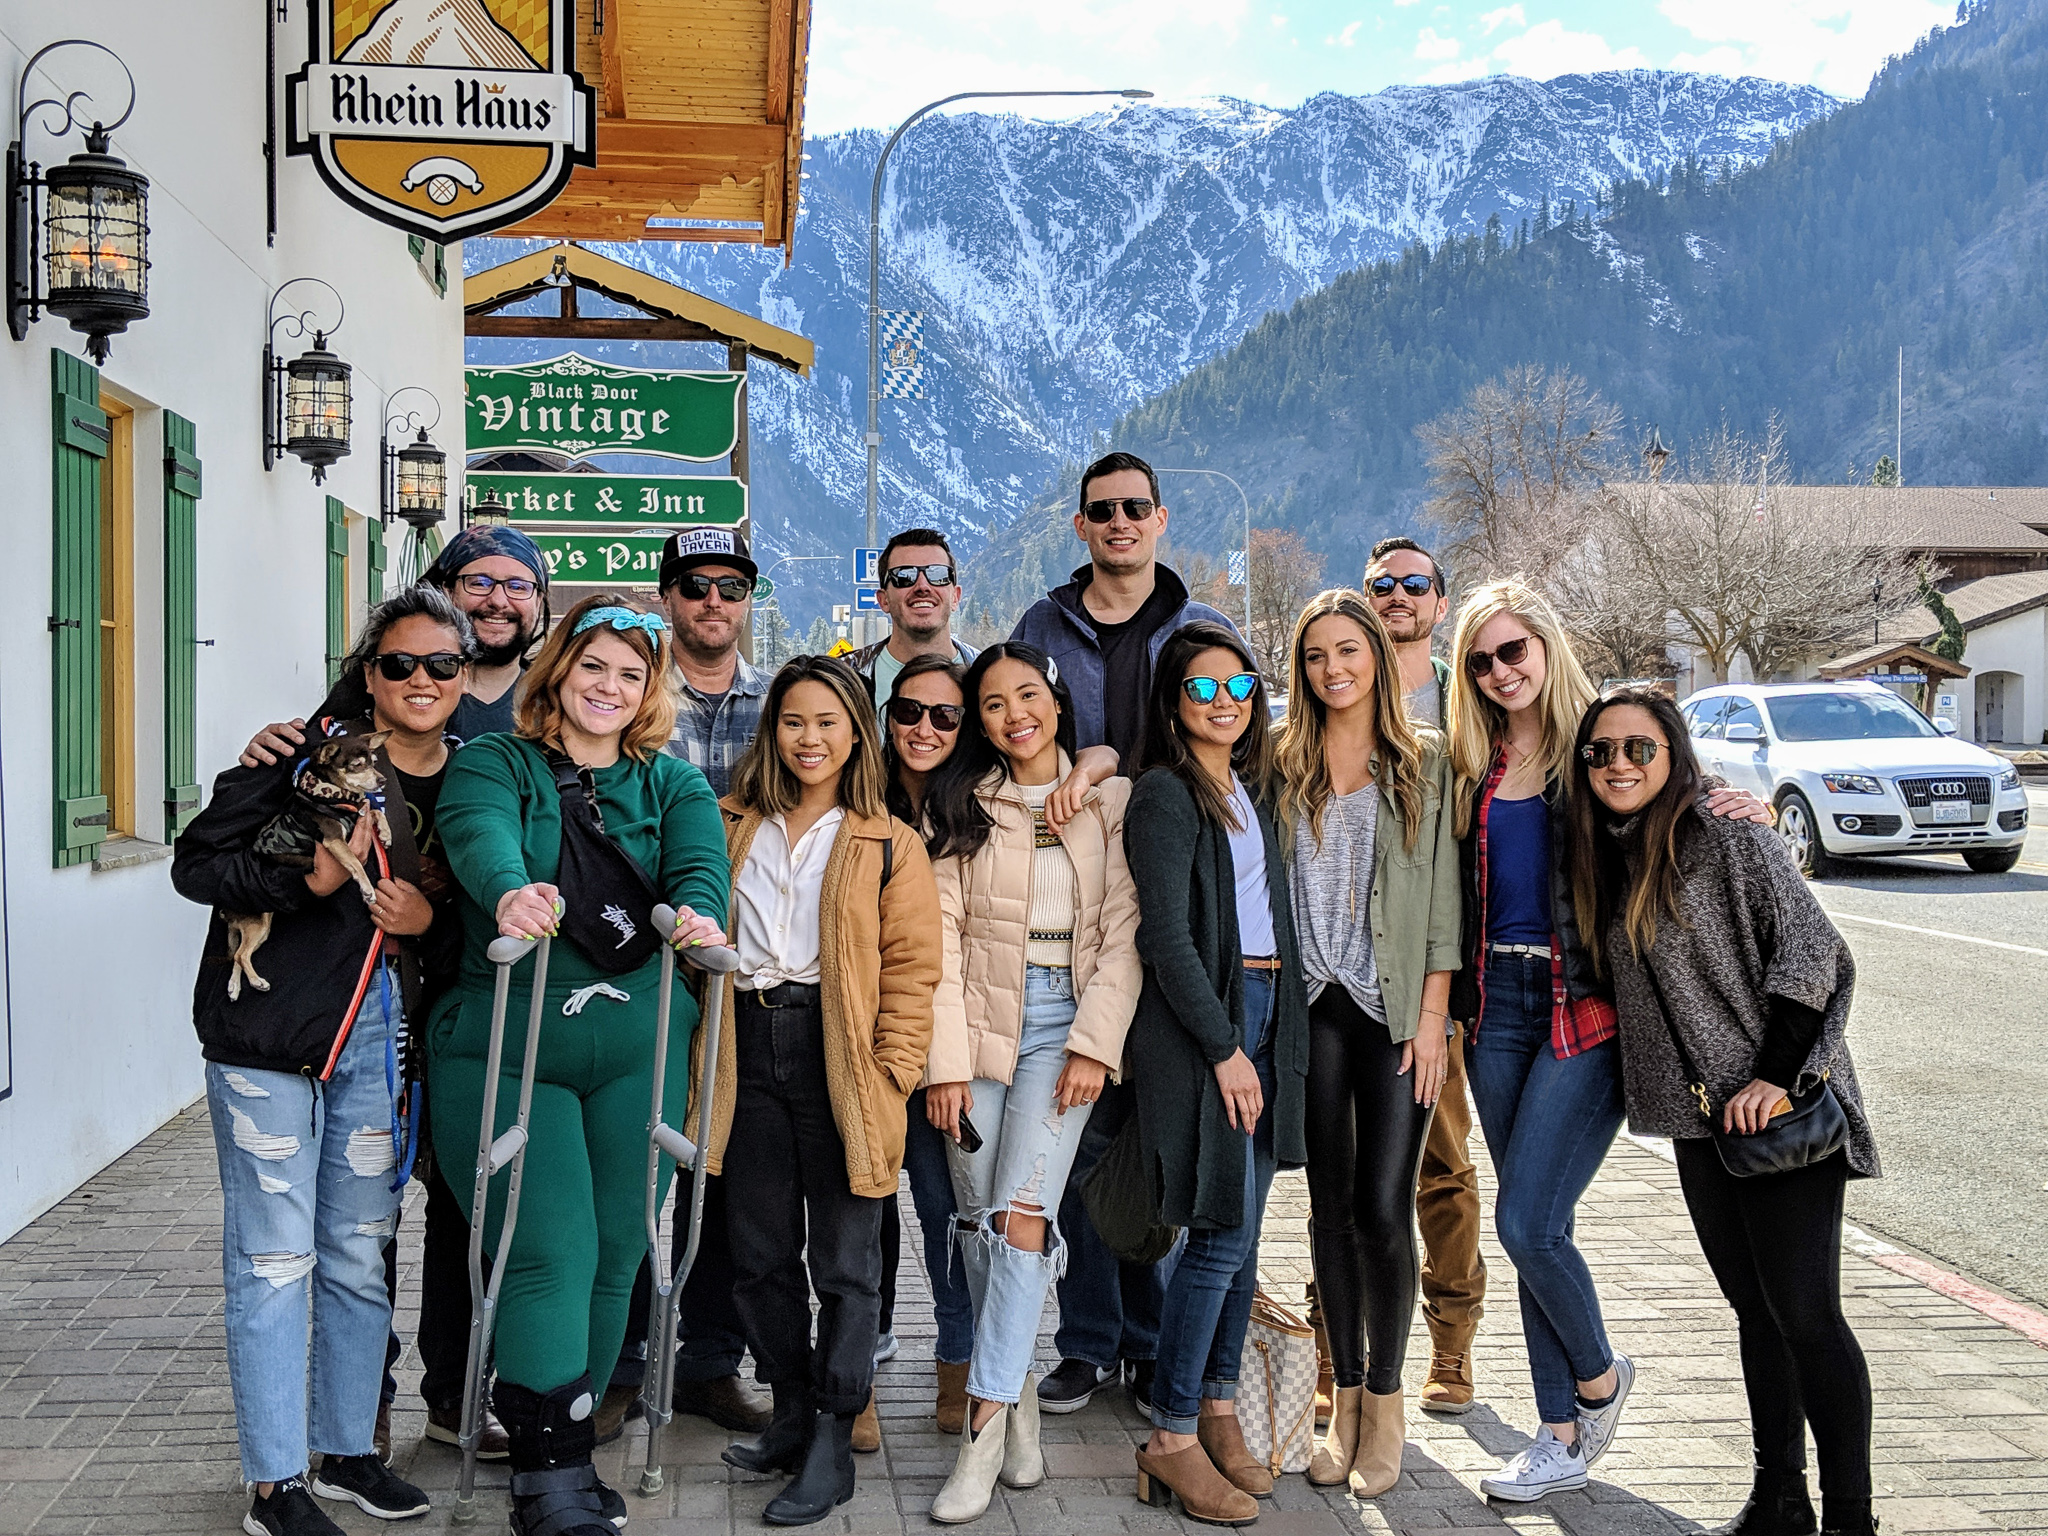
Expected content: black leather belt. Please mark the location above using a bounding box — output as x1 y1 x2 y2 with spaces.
747 981 820 1009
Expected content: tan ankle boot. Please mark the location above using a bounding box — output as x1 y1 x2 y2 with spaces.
1134 1443 1258 1525
935 1362 970 1436
850 1388 881 1453
1348 1386 1404 1498
932 1406 1007 1524
1307 1384 1361 1486
1197 1411 1273 1497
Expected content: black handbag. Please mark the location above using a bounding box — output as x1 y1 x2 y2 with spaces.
1639 962 1848 1178
1079 1117 1180 1266
546 749 664 975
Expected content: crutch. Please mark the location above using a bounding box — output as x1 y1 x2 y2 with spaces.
452 928 554 1525
636 903 744 1496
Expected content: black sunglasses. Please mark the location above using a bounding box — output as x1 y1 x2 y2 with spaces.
457 573 538 601
887 697 964 732
1369 573 1437 599
883 563 956 589
1581 736 1663 769
1080 497 1157 524
1464 635 1538 677
373 651 464 683
673 572 753 603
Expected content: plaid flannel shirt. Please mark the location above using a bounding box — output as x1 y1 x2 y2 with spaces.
665 654 768 798
1472 749 1617 1060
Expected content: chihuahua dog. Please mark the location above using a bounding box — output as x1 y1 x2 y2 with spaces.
224 730 393 1001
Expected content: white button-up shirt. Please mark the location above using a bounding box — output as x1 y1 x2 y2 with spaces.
732 808 844 991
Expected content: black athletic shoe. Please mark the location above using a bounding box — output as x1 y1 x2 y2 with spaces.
311 1453 431 1520
1037 1357 1116 1414
595 1474 628 1528
243 1476 345 1536
1125 1358 1156 1417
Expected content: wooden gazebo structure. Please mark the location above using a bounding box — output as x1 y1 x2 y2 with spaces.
1817 641 1970 714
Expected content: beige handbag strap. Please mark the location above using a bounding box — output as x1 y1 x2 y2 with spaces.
1254 1339 1284 1476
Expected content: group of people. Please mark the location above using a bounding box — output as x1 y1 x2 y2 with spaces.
175 449 1880 1536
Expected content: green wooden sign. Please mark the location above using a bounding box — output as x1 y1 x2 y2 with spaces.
466 471 746 526
530 532 669 585
465 354 743 461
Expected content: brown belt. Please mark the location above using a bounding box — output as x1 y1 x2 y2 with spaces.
1242 955 1283 972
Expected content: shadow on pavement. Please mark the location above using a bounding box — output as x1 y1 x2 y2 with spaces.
1408 1407 1712 1534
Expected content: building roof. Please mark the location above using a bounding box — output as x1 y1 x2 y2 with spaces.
1875 568 2048 648
1615 483 2048 556
498 0 811 255
1816 641 1970 680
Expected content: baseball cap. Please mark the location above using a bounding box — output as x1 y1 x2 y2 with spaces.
659 526 757 590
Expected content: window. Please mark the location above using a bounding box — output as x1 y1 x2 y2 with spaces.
1722 699 1765 739
1688 698 1729 738
1765 690 1939 742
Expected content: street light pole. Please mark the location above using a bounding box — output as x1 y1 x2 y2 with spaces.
1156 466 1253 641
866 87 1152 550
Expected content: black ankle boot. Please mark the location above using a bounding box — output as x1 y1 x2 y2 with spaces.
493 1376 618 1536
1822 1506 1878 1536
1715 1469 1817 1536
723 1383 815 1475
763 1410 855 1527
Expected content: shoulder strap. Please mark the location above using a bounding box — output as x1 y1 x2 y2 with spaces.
1637 955 1712 1119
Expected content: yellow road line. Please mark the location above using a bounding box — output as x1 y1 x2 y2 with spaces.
1824 909 2048 959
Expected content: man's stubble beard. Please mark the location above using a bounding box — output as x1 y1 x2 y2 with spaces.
474 613 546 669
1377 607 1434 646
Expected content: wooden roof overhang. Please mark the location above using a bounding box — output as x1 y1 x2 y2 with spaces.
1817 642 1970 683
464 242 814 375
499 0 810 257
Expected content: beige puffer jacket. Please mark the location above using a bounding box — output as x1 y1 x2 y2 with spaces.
926 760 1142 1087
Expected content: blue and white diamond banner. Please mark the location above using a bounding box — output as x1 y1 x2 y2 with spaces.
879 310 924 400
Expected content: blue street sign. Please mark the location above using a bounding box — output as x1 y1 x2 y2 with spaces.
854 585 884 613
853 547 882 585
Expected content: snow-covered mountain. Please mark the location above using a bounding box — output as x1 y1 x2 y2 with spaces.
468 70 1836 622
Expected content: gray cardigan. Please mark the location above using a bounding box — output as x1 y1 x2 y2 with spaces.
1603 807 1880 1178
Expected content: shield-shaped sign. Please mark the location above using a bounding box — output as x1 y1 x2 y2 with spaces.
287 0 597 242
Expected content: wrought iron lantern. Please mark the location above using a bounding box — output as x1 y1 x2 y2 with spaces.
381 388 447 529
264 279 352 483
7 41 149 364
466 492 512 528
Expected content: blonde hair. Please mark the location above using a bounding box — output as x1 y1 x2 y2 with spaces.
1445 577 1596 836
729 655 889 819
1275 590 1431 853
514 591 677 762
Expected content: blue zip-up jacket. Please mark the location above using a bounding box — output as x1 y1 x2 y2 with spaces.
1010 563 1241 756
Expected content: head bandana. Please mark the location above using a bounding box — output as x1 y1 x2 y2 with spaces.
572 606 669 641
423 525 550 592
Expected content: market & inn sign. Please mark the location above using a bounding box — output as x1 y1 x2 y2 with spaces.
287 0 598 241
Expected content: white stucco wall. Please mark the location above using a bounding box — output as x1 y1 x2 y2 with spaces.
1951 607 2048 746
0 5 465 1238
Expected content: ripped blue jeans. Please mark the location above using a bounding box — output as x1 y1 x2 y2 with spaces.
944 965 1095 1405
205 976 403 1483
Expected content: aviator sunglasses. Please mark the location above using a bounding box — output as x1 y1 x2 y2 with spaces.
883 563 957 589
1580 736 1664 770
1464 635 1538 677
1370 573 1438 599
886 697 964 732
373 651 464 682
1182 672 1260 705
1080 496 1157 524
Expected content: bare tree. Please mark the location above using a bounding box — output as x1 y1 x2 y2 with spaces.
1243 528 1326 686
1417 365 1621 585
1550 532 1676 684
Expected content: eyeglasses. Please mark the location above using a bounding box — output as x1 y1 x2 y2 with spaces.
1369 573 1437 599
1080 497 1157 524
886 697 964 732
373 651 465 683
883 563 956 589
1464 635 1538 677
673 573 753 603
457 573 538 601
1580 736 1664 769
1182 672 1260 704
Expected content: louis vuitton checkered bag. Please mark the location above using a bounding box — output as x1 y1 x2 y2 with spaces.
1237 1288 1319 1476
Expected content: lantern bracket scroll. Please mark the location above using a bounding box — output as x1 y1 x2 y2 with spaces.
380 387 447 530
263 277 352 484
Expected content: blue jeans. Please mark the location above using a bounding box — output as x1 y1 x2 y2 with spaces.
1467 951 1625 1425
1054 1078 1166 1369
945 967 1095 1403
903 1090 976 1365
206 977 404 1483
1150 970 1279 1435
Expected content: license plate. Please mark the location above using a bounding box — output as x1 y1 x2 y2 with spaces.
1931 799 1970 824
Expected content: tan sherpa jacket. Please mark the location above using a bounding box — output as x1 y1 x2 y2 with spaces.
689 799 941 1198
925 763 1142 1087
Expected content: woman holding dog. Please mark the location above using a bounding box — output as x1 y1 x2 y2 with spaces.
174 586 477 1536
429 591 731 1536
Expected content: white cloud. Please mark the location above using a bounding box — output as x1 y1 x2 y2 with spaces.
1658 0 1953 96
1480 4 1526 35
1488 19 1651 78
1326 19 1364 47
1415 25 1462 61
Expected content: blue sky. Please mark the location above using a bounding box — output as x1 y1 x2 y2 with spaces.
804 0 1958 133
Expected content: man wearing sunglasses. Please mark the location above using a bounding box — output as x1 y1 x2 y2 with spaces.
1364 536 1454 730
848 527 979 709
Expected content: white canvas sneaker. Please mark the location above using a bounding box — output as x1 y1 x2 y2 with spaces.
1576 1352 1635 1466
1479 1427 1588 1502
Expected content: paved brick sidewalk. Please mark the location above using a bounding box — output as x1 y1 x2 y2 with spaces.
4 1102 2047 1534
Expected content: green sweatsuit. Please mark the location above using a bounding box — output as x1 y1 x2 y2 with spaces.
427 734 729 1393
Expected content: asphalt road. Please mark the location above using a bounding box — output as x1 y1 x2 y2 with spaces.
1807 785 2048 1307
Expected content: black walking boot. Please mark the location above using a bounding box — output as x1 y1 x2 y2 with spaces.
493 1375 621 1536
1821 1506 1878 1536
723 1382 815 1475
763 1410 855 1527
1715 1469 1817 1536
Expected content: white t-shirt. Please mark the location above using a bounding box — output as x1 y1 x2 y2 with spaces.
1225 778 1277 959
732 808 844 990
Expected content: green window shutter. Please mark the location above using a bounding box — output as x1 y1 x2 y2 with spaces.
163 413 202 838
433 242 448 297
366 516 386 605
51 349 108 866
326 496 348 686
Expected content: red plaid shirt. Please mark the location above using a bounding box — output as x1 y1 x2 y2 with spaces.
1471 750 1617 1060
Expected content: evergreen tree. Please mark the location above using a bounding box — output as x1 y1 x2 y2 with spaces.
1872 455 1901 486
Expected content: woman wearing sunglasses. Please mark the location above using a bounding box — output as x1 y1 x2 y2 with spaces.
430 593 731 1536
1568 689 1877 1536
1273 590 1459 1499
1124 622 1308 1527
918 643 1142 1523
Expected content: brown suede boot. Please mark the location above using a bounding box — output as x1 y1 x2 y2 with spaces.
1198 1412 1274 1497
1419 1329 1475 1416
851 1388 881 1453
1307 1385 1361 1487
1348 1387 1405 1498
1135 1443 1258 1526
935 1361 970 1436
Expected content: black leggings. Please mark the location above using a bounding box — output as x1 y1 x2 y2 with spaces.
1304 989 1434 1394
1674 1141 1872 1523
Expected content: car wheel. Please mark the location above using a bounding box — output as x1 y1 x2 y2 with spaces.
1776 790 1835 878
1963 846 2022 874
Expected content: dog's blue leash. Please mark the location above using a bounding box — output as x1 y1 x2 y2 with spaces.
381 959 421 1195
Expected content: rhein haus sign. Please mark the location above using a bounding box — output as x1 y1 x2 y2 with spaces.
287 0 597 241
465 355 745 461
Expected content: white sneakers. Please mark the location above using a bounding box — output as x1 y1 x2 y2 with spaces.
1577 1352 1635 1466
1479 1427 1588 1502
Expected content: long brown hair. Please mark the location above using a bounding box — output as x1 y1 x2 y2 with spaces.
514 591 676 761
1275 589 1431 853
1568 687 1704 974
1140 621 1273 832
728 654 889 819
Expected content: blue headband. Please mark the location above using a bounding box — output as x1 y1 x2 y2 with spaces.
572 605 669 641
